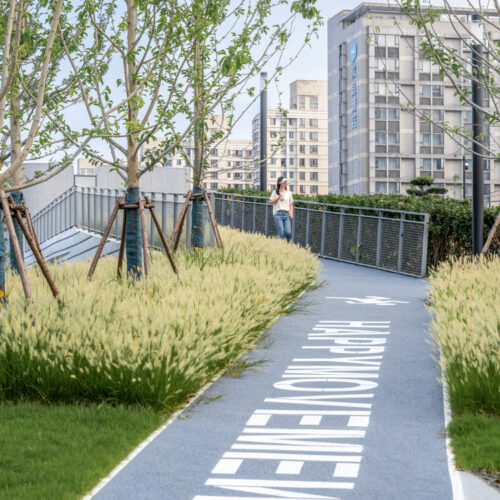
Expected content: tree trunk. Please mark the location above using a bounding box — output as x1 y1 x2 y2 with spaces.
125 0 142 278
191 35 204 250
9 88 23 273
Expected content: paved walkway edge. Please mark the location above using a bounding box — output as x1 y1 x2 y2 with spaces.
83 286 311 499
441 353 500 500
82 371 227 499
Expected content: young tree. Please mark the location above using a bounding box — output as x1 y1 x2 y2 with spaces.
0 0 67 299
179 0 321 249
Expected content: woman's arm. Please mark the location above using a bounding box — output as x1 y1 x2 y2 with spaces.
289 202 294 219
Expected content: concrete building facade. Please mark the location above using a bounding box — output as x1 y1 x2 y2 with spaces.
252 80 328 194
328 2 500 205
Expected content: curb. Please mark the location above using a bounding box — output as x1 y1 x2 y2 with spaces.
441 371 500 500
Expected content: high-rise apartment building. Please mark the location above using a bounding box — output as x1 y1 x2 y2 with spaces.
252 80 328 194
328 3 500 205
143 116 253 191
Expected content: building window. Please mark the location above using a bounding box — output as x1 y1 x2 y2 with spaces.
289 184 294 192
432 133 443 146
464 110 472 123
375 108 386 120
309 118 318 128
299 131 306 141
299 118 305 127
300 185 305 194
388 157 400 169
270 118 276 125
270 171 276 179
211 148 218 156
388 132 399 145
420 85 431 98
310 96 318 110
309 145 318 154
289 158 294 165
310 159 318 167
299 145 305 154
299 158 305 167
176 159 182 166
421 133 431 146
375 132 386 145
289 172 294 179
376 157 387 169
210 183 218 190
227 172 231 178
376 182 387 194
388 182 399 193
289 118 296 126
210 171 218 179
387 47 399 58
310 172 318 181
299 96 306 109
299 172 306 180
289 144 294 153
432 85 443 97
270 157 277 165
234 173 242 179
310 185 318 194
309 132 318 141
270 131 277 138
281 158 286 167
210 159 217 167
375 34 386 46
388 107 400 120
375 46 386 58
433 159 443 170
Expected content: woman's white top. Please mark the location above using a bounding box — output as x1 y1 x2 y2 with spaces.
269 190 294 216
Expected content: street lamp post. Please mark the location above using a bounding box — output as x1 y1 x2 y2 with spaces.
462 155 469 200
259 72 267 192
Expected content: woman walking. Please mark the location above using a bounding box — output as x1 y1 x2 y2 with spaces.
269 176 294 242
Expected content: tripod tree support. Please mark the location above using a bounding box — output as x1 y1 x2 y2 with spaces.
0 218 6 307
9 191 25 273
89 195 177 280
170 190 223 253
480 211 500 258
87 197 122 281
0 190 33 304
13 203 62 305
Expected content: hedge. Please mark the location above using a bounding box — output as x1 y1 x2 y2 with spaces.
218 188 500 269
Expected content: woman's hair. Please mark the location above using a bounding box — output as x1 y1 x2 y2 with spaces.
276 176 287 196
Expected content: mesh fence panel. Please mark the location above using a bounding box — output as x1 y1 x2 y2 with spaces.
267 207 278 237
401 221 425 275
308 210 323 254
324 212 340 258
293 208 307 247
359 216 378 266
340 214 358 262
380 219 400 270
214 198 222 224
255 204 266 234
232 200 243 229
243 202 254 232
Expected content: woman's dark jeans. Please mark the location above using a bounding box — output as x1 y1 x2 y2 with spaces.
274 210 292 242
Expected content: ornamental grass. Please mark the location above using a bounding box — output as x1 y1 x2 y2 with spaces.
429 256 500 415
0 228 319 411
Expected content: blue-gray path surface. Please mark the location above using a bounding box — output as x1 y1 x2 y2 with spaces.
94 260 452 500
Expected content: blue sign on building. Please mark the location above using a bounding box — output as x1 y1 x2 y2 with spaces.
349 41 357 62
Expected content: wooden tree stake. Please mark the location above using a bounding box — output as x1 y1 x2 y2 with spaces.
203 190 223 249
0 191 33 303
145 196 178 274
170 190 192 252
117 208 127 279
138 196 150 277
480 211 500 258
87 197 122 280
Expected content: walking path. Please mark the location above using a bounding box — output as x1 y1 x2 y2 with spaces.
92 260 453 500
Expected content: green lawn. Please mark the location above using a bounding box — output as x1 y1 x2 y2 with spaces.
448 414 500 474
0 402 164 499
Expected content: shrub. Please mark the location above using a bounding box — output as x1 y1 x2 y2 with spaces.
218 188 500 268
429 256 500 415
0 228 319 411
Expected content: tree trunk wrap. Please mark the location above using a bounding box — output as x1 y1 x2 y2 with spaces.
0 220 5 305
9 191 24 272
125 187 142 279
191 186 204 250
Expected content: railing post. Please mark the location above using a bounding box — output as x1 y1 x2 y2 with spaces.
421 214 430 278
241 198 246 231
221 194 226 226
397 213 405 272
376 210 382 268
252 199 256 233
320 205 326 257
173 193 179 232
264 203 269 236
230 197 235 228
355 209 362 262
305 207 311 248
162 193 167 237
150 192 155 247
337 207 345 259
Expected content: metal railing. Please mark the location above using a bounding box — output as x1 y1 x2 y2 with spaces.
31 186 214 249
213 192 429 277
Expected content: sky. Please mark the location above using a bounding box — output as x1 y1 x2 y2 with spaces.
229 0 478 139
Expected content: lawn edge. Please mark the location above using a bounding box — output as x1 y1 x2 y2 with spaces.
82 281 315 499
